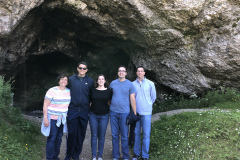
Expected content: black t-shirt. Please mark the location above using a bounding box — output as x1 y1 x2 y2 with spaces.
90 88 112 115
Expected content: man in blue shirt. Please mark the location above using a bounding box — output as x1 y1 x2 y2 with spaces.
132 66 156 160
110 65 137 160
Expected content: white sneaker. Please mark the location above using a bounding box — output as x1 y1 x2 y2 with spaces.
92 157 97 160
98 157 103 160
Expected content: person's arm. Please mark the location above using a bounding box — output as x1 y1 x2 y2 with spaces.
89 88 93 107
43 98 51 127
108 88 113 106
130 93 136 115
151 82 157 103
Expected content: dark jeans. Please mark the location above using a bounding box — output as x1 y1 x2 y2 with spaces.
46 120 63 160
89 112 109 158
65 110 89 160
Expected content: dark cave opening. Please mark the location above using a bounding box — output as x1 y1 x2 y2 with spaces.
13 52 77 111
12 49 132 111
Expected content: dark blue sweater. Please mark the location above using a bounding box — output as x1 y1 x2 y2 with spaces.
68 74 94 111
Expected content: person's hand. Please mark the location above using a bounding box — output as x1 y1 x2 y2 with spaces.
44 117 49 127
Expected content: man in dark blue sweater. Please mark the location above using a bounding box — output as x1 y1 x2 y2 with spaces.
65 62 94 160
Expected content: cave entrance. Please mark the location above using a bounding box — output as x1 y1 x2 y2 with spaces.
13 50 132 112
10 2 136 112
13 52 76 111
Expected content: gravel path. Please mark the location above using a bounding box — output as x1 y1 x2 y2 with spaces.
23 109 210 160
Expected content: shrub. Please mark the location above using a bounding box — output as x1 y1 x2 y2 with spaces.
0 76 13 115
0 76 44 159
153 88 240 114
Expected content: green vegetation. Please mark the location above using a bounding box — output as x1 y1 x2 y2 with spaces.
183 30 195 37
232 23 237 28
0 76 44 160
150 88 240 159
150 110 240 159
153 88 239 114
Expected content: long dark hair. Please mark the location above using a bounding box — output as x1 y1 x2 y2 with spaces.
95 74 109 88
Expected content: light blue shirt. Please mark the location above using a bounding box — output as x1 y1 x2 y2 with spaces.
110 79 136 113
132 77 156 115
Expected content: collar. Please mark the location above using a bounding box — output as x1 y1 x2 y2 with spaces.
74 74 87 79
136 77 146 83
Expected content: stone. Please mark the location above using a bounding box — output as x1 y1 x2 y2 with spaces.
0 0 240 109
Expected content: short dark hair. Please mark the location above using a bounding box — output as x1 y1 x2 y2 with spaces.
118 65 127 72
95 74 109 88
56 74 69 85
136 66 145 72
78 61 88 68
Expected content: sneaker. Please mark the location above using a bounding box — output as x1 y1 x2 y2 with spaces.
132 154 141 160
92 157 97 160
143 158 149 160
98 157 103 160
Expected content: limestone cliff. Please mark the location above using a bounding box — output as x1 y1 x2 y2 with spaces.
0 0 240 109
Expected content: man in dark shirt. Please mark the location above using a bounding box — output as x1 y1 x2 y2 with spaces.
65 62 94 160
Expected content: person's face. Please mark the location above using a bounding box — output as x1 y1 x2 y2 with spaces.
77 64 88 76
59 77 68 87
97 76 106 87
136 67 145 79
118 67 127 79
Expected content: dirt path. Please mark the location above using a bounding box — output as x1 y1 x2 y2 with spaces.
24 109 210 160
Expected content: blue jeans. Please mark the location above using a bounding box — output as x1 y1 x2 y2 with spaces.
89 112 109 158
110 111 129 159
133 115 152 158
46 120 63 160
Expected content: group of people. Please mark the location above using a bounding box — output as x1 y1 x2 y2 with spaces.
41 61 156 160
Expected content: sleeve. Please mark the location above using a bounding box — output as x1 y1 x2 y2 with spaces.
129 82 136 95
89 88 93 102
109 88 113 100
109 82 113 89
45 88 54 101
90 78 94 89
150 82 157 103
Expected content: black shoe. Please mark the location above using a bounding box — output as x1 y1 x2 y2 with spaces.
143 158 149 160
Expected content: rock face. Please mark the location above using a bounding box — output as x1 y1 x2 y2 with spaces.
0 0 240 110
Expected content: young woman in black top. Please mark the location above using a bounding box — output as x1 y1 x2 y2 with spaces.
89 74 112 160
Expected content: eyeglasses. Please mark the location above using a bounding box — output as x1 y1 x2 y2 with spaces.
78 67 87 70
118 70 126 73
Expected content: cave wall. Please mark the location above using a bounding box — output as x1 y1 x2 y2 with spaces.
1 0 240 110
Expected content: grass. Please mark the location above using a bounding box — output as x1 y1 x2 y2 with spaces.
149 88 240 159
150 110 240 159
0 118 44 160
0 76 44 159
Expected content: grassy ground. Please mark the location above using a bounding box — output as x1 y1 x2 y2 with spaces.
149 89 240 160
0 117 44 160
150 109 240 159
